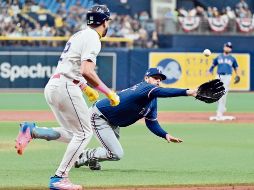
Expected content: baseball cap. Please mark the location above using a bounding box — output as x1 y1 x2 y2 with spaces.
145 68 166 81
224 42 233 49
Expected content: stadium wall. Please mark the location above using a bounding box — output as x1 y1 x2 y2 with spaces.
0 35 253 90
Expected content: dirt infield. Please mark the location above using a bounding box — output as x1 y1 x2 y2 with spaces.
0 110 254 123
158 112 254 123
90 186 254 190
3 185 254 190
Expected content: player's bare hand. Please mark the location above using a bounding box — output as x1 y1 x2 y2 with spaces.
206 71 212 76
186 89 197 97
166 134 183 143
107 91 120 106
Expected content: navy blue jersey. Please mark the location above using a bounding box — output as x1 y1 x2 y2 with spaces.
96 82 187 127
209 54 238 75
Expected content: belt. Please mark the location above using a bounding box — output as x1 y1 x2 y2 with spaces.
219 73 230 75
72 79 80 85
52 73 81 85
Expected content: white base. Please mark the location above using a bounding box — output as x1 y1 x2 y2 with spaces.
209 116 236 121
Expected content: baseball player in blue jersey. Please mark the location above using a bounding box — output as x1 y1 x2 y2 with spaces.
208 42 239 121
74 68 198 170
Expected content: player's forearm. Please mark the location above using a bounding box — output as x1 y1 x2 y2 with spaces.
234 68 239 75
83 71 110 93
81 60 119 106
81 60 111 95
145 119 167 138
151 87 188 98
208 66 215 73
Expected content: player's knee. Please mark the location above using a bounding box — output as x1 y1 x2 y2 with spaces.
79 125 93 135
86 131 93 141
85 128 93 136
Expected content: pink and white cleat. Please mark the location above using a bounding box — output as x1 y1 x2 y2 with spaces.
15 122 35 155
49 176 83 190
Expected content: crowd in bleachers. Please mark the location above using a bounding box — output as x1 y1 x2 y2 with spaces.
176 0 252 19
172 0 254 33
0 0 253 47
0 0 158 48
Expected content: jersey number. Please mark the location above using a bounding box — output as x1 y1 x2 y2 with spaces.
59 42 71 62
63 42 71 53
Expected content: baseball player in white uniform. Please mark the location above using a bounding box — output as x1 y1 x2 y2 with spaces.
15 5 119 190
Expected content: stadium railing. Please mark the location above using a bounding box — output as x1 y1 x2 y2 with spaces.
0 36 134 47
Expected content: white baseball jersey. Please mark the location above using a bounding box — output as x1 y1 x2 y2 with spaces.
44 27 101 178
54 27 101 82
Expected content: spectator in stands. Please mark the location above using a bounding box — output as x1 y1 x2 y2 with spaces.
138 27 148 47
8 23 23 37
212 7 220 17
188 7 197 17
224 6 236 20
36 3 48 14
21 0 32 13
235 0 251 17
57 2 67 15
0 1 7 8
237 6 252 18
65 13 77 31
139 11 149 21
206 6 213 17
42 23 52 36
30 1 40 12
29 23 43 36
164 8 175 19
0 8 12 36
178 7 188 17
69 0 86 16
10 0 21 16
236 0 249 11
195 6 206 18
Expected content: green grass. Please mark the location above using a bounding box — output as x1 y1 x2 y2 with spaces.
0 92 254 112
0 92 253 188
1 122 254 188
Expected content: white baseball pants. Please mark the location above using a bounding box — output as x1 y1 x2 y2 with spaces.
44 76 93 177
217 74 231 117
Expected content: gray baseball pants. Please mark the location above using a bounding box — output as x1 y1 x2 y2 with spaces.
88 105 124 161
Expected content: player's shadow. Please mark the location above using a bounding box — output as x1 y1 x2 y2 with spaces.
81 168 165 174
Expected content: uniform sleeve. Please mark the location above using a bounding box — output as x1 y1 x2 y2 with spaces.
81 32 101 64
145 119 168 139
148 87 187 99
145 99 157 120
209 57 218 73
232 57 238 69
145 100 167 139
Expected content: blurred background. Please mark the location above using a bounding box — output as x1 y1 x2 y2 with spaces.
0 0 253 91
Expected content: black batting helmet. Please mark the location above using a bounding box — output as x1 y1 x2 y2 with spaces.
86 5 111 26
